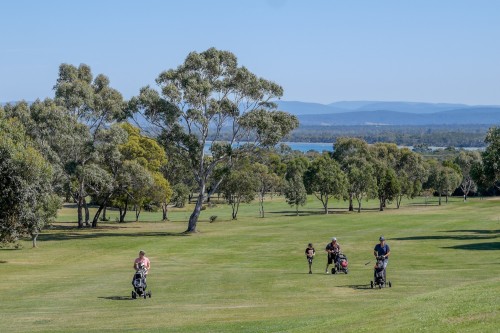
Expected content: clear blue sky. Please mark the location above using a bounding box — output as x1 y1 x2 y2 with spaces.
1 0 499 105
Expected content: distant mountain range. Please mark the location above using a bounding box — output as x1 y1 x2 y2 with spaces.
276 101 500 126
3 100 500 126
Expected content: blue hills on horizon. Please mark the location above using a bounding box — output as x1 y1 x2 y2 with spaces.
3 100 500 126
276 100 500 126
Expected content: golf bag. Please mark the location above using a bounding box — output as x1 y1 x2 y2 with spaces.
371 256 391 288
332 252 349 274
131 264 151 299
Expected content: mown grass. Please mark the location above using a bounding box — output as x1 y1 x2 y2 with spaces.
1 196 499 332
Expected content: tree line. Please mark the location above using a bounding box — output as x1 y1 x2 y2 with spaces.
214 134 498 219
1 48 499 246
284 125 490 148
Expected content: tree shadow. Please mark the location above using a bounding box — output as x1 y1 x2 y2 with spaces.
338 284 373 290
46 224 133 231
392 235 497 241
98 296 134 301
444 229 500 235
38 231 190 242
394 229 499 251
443 242 500 251
0 260 7 263
268 210 351 217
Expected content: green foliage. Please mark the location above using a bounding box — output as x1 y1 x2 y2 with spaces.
482 126 500 189
454 150 481 196
288 124 490 147
284 174 307 215
304 154 348 214
220 164 259 220
130 48 298 232
118 123 166 172
170 183 190 208
0 118 57 246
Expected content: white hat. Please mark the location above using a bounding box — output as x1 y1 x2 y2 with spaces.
332 237 337 241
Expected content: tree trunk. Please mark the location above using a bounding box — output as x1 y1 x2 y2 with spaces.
323 202 328 214
259 194 265 218
75 185 84 228
396 195 402 209
31 233 38 248
438 193 442 206
135 206 141 222
162 202 168 221
119 198 129 223
357 201 361 213
445 194 449 203
348 193 354 212
186 191 204 232
77 201 84 228
83 198 90 226
232 203 238 220
102 206 108 221
379 198 384 211
92 204 105 228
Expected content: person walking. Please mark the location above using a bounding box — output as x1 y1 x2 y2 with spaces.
325 237 341 274
305 243 316 274
373 236 390 280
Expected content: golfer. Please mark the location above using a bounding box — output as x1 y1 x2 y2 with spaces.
373 236 390 278
133 250 151 273
325 237 341 274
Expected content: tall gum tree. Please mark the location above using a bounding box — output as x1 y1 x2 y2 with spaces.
130 48 298 232
53 63 126 227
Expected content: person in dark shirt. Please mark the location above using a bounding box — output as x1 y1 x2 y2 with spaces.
305 243 316 274
373 236 390 279
325 237 341 274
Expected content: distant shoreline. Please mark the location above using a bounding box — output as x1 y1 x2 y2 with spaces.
205 141 483 153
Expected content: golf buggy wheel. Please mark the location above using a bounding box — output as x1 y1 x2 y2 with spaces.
148 291 152 298
370 281 374 289
388 281 392 288
331 268 336 274
379 283 382 289
132 291 136 299
344 269 348 274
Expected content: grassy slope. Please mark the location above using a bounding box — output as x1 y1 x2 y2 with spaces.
0 196 499 332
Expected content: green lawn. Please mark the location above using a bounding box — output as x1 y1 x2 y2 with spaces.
1 196 499 332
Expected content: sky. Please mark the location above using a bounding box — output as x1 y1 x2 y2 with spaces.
1 0 499 105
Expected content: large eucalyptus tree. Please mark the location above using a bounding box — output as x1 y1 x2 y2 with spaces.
130 48 298 232
53 64 126 227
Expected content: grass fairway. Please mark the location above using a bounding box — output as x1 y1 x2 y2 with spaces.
1 196 499 332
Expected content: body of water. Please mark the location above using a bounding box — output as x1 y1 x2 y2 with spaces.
205 141 483 153
204 141 333 153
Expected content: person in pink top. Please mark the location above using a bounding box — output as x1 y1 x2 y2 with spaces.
133 250 151 273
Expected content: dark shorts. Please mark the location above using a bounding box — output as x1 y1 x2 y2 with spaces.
307 256 314 263
327 253 338 264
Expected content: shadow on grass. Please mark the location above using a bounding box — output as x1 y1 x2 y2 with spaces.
38 231 190 242
339 284 373 290
268 210 351 217
98 296 134 301
391 234 498 242
394 229 499 251
0 260 7 263
445 229 500 235
443 242 500 251
47 224 133 231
